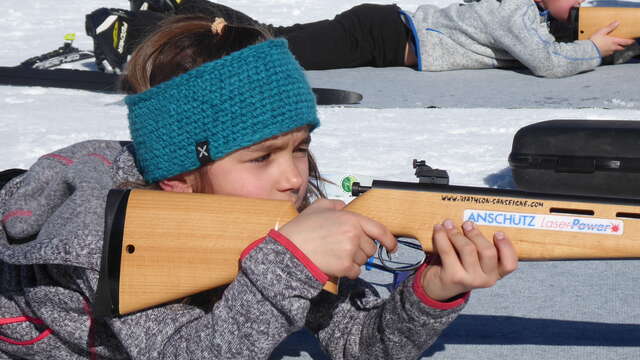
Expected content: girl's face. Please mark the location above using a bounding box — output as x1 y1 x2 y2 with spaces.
537 0 583 22
193 127 311 208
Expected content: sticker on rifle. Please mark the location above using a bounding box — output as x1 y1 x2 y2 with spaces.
463 210 623 235
341 175 358 193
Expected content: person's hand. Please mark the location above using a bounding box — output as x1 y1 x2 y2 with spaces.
421 220 518 302
590 21 636 57
279 199 397 279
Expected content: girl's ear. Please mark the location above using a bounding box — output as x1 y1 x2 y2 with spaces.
158 176 194 193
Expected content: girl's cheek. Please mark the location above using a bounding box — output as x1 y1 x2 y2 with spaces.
296 156 310 178
233 177 269 198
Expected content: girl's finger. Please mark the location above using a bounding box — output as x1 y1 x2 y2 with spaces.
494 232 519 278
443 219 481 273
359 236 378 258
432 222 464 273
354 249 370 267
616 38 636 46
358 215 397 253
461 221 498 274
605 21 620 34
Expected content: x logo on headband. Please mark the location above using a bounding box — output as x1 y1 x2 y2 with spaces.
196 141 213 165
198 145 209 158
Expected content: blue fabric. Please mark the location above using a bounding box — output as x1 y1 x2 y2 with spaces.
125 39 320 183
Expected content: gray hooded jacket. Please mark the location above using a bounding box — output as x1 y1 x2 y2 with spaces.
0 140 466 359
404 0 601 77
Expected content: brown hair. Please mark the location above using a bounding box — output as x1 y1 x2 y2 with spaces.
122 15 269 93
121 15 326 208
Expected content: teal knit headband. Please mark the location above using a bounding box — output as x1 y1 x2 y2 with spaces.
125 39 320 183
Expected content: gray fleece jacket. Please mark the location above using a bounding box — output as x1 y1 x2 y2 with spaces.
404 0 602 77
0 140 466 359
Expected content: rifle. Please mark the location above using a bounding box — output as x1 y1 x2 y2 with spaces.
566 6 640 40
95 160 640 317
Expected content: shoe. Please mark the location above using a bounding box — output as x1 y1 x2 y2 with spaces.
19 34 94 69
85 8 133 73
129 0 182 12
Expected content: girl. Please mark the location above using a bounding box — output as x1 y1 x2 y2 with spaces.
0 15 517 358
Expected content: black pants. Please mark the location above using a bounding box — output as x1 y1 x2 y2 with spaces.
267 4 409 69
126 1 410 70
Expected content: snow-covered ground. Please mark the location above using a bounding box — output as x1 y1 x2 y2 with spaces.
1 1 640 359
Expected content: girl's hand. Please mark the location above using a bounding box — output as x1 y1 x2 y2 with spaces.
421 220 518 302
279 199 397 279
591 21 636 57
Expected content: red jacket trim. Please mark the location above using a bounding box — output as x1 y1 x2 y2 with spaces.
42 153 74 166
267 230 329 284
412 263 470 310
239 230 329 285
240 236 267 260
0 316 53 345
1 210 32 224
86 153 113 166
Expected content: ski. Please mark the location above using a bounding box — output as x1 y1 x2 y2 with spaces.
0 66 120 92
0 66 363 105
311 87 362 106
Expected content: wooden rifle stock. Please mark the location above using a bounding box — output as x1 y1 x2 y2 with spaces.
576 7 640 40
96 183 640 317
96 189 336 317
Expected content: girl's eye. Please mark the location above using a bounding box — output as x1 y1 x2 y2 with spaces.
250 153 270 163
295 147 309 155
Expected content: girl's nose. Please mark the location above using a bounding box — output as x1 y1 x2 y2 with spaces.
277 159 304 192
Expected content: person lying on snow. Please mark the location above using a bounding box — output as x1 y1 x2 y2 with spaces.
0 15 518 358
86 0 639 78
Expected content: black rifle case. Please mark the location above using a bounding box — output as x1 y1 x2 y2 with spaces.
509 119 640 198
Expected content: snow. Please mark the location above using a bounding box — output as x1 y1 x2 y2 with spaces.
1 1 640 359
